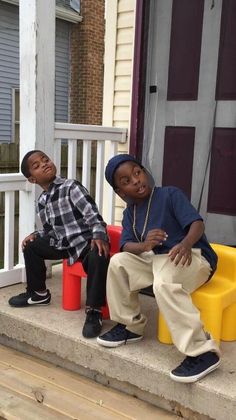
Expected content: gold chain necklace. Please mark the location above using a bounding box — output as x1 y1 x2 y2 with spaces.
132 187 155 242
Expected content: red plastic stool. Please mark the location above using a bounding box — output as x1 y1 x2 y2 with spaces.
62 225 122 319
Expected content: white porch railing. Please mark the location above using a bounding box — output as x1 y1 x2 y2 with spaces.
0 123 127 288
54 123 127 221
0 174 32 287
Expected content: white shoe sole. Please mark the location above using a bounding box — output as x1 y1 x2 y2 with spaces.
169 359 221 383
97 335 143 348
9 301 51 307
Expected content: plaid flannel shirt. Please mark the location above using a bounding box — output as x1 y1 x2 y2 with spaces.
36 176 108 265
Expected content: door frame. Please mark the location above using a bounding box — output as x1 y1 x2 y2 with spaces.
130 0 150 159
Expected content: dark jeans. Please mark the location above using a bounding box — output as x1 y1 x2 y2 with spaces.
23 235 109 307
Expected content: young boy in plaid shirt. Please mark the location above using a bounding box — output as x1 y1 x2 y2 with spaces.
9 150 110 338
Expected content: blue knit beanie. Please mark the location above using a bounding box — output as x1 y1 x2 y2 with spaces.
105 154 141 188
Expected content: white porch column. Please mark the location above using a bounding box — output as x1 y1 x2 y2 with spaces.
19 0 55 266
102 0 117 223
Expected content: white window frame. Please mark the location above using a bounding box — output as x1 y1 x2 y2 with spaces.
11 87 20 143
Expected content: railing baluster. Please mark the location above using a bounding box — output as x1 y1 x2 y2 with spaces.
107 141 118 224
95 141 105 212
82 141 91 190
54 140 62 174
4 191 15 270
67 139 77 179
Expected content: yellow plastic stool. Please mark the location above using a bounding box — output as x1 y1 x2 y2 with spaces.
158 244 236 344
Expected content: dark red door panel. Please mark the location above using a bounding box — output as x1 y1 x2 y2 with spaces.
208 128 236 215
162 126 195 199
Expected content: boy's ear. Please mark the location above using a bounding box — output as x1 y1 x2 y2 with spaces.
28 176 37 184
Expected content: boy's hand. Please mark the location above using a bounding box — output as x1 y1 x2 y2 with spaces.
91 239 110 258
143 229 168 251
21 233 37 250
168 240 192 266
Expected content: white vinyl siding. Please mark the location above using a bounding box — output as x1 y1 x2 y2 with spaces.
55 19 70 122
114 1 135 133
0 2 19 142
103 0 135 224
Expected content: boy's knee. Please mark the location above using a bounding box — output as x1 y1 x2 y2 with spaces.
153 279 180 302
23 240 34 255
153 278 168 297
153 281 160 297
109 253 129 273
110 252 129 266
88 246 109 265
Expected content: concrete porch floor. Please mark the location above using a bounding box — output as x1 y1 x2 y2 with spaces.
0 264 235 420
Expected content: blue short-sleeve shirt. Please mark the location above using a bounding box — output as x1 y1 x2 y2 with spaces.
120 186 217 271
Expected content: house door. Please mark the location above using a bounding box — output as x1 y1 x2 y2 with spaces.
143 0 236 245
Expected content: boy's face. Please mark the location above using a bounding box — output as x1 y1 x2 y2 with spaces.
114 161 152 202
27 151 56 188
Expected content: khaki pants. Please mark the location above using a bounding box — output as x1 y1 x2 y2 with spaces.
107 250 220 357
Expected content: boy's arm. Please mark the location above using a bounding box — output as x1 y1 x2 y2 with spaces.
70 183 108 242
36 197 54 238
123 228 168 255
168 220 204 266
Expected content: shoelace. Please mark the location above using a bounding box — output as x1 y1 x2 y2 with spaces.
180 355 204 371
107 323 128 339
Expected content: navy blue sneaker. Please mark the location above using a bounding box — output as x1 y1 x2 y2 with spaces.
170 351 220 383
97 323 143 347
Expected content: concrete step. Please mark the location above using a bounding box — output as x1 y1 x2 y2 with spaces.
0 264 235 420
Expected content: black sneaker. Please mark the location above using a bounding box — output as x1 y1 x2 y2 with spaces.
8 290 51 307
97 323 143 348
170 351 220 383
82 309 103 338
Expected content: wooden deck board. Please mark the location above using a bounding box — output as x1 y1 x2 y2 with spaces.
0 345 177 420
0 387 68 420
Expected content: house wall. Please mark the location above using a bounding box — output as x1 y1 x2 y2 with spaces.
103 0 136 224
69 0 105 124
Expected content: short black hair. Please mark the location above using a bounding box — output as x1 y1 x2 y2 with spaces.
21 150 42 178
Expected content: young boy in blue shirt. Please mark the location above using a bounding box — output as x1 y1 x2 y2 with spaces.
97 154 221 383
9 150 110 339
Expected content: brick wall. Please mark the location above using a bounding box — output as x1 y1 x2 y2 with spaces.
69 0 105 124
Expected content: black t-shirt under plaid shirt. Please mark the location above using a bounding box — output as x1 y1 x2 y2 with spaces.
36 176 108 265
